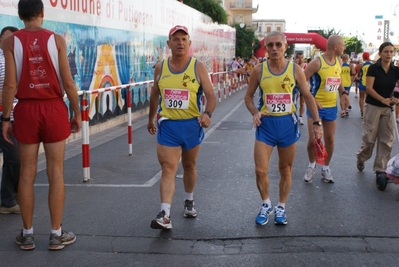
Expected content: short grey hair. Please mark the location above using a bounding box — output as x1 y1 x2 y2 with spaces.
265 31 287 43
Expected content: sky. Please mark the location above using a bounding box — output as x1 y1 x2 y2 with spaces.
252 0 399 46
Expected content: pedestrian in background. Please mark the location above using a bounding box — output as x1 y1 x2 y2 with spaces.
0 26 20 215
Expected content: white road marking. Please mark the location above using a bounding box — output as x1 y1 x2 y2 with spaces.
35 100 245 188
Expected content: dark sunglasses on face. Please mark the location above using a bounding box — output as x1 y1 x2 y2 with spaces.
266 42 283 48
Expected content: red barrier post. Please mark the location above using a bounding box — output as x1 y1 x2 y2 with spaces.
81 91 90 182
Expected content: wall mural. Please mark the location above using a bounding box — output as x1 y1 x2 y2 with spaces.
0 0 235 125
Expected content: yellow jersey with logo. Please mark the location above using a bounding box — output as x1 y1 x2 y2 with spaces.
341 62 352 87
360 61 372 87
258 60 298 116
309 55 341 108
157 57 202 120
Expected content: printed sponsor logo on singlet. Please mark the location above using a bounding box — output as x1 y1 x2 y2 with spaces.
262 75 273 80
29 66 47 80
29 39 40 51
29 55 43 64
29 83 50 89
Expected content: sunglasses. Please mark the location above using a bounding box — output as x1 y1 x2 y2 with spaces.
266 42 283 48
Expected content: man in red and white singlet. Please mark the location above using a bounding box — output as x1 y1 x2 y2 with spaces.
1 0 81 251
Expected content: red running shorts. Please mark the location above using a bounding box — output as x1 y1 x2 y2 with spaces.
14 98 71 144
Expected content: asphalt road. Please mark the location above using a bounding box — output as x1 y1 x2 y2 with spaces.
1 87 399 267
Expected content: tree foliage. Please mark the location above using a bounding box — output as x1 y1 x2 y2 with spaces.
235 24 258 58
315 28 343 39
343 36 363 55
181 0 228 24
286 44 295 57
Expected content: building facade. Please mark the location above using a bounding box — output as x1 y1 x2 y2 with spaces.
223 0 258 28
252 19 287 39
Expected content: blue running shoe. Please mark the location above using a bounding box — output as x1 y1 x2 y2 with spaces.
274 206 288 225
255 203 274 225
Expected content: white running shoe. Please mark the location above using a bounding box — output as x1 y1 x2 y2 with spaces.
321 168 334 183
303 166 316 182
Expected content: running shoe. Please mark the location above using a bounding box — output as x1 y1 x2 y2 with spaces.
150 210 172 230
274 206 288 225
49 230 76 250
303 166 316 183
360 113 364 119
183 199 197 218
255 203 274 225
15 231 35 250
340 111 346 118
0 204 20 214
357 159 364 172
299 116 304 125
321 168 334 183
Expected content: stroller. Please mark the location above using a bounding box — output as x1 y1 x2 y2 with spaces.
377 106 399 190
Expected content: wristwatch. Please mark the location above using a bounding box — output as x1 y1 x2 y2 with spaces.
203 111 212 118
341 91 349 96
0 115 11 122
312 120 322 126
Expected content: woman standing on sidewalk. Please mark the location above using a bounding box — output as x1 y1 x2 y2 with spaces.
356 42 399 180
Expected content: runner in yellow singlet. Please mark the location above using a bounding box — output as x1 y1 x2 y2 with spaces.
147 25 216 230
244 31 322 226
303 35 349 184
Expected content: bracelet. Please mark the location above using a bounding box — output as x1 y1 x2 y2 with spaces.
341 91 349 96
0 115 11 122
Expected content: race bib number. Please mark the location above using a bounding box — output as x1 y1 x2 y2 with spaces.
324 77 341 92
164 89 189 109
265 93 292 113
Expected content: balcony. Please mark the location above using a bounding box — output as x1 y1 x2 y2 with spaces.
229 1 258 13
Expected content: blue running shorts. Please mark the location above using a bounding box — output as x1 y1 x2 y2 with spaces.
306 106 337 122
157 118 204 150
255 114 300 148
358 83 366 91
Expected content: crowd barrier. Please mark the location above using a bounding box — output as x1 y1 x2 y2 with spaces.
73 71 246 182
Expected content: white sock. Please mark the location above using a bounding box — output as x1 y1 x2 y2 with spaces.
309 162 316 168
322 165 329 171
160 203 171 217
277 202 285 209
51 227 62 236
262 198 271 207
23 227 33 235
185 192 194 201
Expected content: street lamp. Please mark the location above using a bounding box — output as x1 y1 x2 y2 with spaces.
350 29 364 57
393 4 399 16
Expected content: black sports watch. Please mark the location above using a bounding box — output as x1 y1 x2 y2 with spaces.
203 111 212 118
0 115 11 122
312 120 322 126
